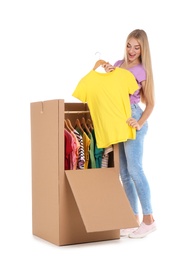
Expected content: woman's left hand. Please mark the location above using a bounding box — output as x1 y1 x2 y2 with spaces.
127 118 141 130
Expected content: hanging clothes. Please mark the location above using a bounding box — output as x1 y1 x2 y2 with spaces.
70 130 80 170
87 131 96 169
73 128 85 169
75 126 91 169
101 145 113 168
91 128 104 168
64 129 73 170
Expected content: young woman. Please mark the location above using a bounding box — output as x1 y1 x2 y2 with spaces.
103 29 156 238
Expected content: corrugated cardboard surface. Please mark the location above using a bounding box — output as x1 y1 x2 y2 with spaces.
31 100 61 245
66 169 138 232
31 99 138 246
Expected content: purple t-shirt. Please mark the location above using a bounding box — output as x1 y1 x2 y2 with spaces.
114 60 146 104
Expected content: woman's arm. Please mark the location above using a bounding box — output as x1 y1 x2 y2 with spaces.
127 81 154 130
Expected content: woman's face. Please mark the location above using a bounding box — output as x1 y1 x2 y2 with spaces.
126 37 141 63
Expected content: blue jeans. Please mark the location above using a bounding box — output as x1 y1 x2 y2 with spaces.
119 104 153 215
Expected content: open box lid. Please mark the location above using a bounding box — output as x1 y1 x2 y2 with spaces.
65 168 138 232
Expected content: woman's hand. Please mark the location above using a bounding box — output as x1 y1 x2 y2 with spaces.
102 63 115 72
127 118 141 130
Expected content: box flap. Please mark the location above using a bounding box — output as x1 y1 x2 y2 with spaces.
65 168 138 232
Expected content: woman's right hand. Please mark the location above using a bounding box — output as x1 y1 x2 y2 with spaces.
102 63 115 72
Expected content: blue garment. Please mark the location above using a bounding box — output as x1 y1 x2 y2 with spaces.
119 104 153 215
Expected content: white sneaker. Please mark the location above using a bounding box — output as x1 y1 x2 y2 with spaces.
120 228 137 237
129 221 157 238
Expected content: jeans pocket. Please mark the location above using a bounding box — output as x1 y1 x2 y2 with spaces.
132 106 142 120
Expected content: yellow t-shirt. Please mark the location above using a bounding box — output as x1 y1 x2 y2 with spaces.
72 67 138 148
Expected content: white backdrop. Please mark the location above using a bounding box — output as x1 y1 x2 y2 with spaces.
0 1 177 259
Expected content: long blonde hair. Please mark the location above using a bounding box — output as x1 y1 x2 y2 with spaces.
125 29 155 105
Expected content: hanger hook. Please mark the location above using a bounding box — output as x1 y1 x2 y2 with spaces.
95 51 101 60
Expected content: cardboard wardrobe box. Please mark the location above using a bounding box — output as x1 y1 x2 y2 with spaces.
30 99 138 246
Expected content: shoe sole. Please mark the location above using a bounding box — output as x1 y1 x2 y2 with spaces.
128 227 157 239
120 228 137 237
